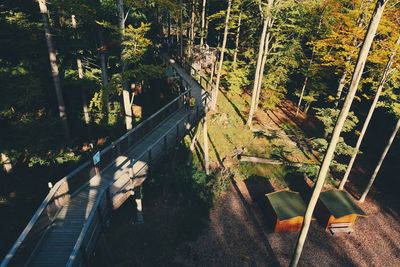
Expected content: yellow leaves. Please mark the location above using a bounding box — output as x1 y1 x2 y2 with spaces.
122 23 152 63
362 93 370 100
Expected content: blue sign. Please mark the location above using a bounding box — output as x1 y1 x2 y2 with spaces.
93 151 100 165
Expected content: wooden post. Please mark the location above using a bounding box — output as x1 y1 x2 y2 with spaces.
203 117 209 175
129 165 135 196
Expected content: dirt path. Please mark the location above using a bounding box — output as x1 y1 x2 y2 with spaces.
174 178 400 266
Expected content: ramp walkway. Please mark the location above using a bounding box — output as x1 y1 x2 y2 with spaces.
1 54 213 267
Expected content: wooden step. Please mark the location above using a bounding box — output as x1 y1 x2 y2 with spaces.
329 227 354 234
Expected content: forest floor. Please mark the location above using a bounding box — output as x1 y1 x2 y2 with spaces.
104 92 400 266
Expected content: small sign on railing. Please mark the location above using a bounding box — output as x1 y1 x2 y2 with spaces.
92 151 100 166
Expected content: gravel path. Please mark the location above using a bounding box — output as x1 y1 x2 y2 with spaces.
174 178 400 266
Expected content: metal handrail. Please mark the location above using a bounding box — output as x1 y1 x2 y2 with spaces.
2 53 211 267
67 103 206 267
1 80 193 267
68 57 212 266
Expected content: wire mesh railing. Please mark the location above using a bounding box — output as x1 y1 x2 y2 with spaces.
1 52 211 267
1 86 193 267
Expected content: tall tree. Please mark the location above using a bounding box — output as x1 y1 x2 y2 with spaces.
339 35 400 189
246 6 270 126
200 0 207 47
290 0 389 266
117 0 133 131
296 2 327 117
71 15 91 127
38 0 70 140
359 117 400 202
233 7 242 65
180 0 184 59
210 0 232 110
334 0 373 107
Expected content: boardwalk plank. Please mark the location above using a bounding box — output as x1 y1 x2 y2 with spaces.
25 55 207 266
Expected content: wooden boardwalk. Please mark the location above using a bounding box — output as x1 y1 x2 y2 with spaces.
3 55 209 267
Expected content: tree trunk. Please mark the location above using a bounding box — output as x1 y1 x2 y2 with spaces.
334 68 348 107
200 0 207 47
340 36 400 190
188 0 195 56
1 153 13 173
203 117 209 175
99 30 108 87
38 0 70 141
334 0 371 107
168 12 171 39
254 17 274 110
117 0 133 131
290 1 388 266
179 0 184 60
233 9 242 65
296 5 326 117
246 16 269 126
304 100 312 114
210 0 232 110
359 117 400 203
71 15 90 126
209 61 215 89
205 3 210 43
296 77 308 116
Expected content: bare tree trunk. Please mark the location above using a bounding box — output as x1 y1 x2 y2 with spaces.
250 1 276 121
290 1 388 266
210 0 232 110
1 153 12 173
99 30 108 88
254 18 274 110
359 118 400 202
168 12 171 39
304 100 312 114
38 0 70 141
180 0 184 60
334 0 372 107
296 6 326 117
233 9 242 65
117 0 133 131
209 61 215 89
71 15 90 126
340 35 400 190
246 17 269 126
205 3 210 43
334 68 348 107
203 117 209 175
188 0 195 56
200 0 207 47
296 77 308 116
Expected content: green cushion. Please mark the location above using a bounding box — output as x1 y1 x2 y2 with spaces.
319 190 366 218
267 191 307 221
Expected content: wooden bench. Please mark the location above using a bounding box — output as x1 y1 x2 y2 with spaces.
329 222 353 235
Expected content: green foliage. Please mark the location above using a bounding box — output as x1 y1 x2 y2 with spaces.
221 60 250 96
314 108 359 136
122 23 152 64
298 107 358 181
